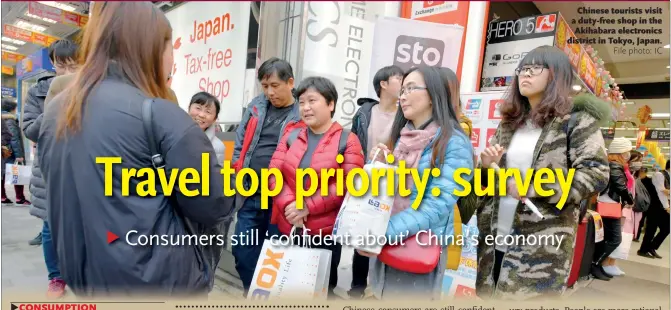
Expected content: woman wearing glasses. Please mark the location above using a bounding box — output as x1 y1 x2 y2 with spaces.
362 66 473 300
475 46 610 300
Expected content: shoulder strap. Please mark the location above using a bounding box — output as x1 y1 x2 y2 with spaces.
285 128 301 149
141 99 165 169
338 128 350 156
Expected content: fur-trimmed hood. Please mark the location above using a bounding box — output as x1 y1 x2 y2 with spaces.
572 93 612 127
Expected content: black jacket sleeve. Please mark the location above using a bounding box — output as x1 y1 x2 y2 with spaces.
22 86 44 143
162 116 235 227
609 163 634 205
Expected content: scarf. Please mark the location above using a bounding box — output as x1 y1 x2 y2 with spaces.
391 121 440 215
624 163 635 195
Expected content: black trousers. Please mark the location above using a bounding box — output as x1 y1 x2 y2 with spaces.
635 211 647 240
640 210 670 253
594 217 622 265
350 250 369 295
493 250 504 285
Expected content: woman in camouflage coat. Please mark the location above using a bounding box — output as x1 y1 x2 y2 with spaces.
474 46 611 300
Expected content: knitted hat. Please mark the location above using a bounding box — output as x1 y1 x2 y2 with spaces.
608 137 632 154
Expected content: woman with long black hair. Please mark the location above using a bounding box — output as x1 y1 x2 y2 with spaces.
475 45 610 300
360 66 473 300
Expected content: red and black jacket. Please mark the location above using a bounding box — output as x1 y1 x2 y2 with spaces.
268 121 365 236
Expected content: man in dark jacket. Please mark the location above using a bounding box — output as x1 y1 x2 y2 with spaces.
348 65 402 299
231 57 301 296
1 99 29 206
22 39 79 298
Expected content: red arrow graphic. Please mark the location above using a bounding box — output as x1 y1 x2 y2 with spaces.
107 231 119 244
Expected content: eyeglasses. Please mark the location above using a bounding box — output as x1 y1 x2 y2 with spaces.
515 65 546 76
399 85 427 97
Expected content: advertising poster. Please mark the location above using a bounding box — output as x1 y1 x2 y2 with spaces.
166 2 251 123
579 51 597 92
554 15 582 71
369 16 465 98
460 91 505 155
480 13 557 91
301 2 386 129
442 215 478 299
400 1 469 78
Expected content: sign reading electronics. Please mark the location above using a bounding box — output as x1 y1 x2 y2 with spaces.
166 2 250 123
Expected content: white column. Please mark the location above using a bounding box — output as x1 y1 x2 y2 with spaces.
460 2 488 93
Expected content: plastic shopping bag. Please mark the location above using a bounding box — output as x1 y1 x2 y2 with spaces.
610 208 635 260
4 163 30 186
248 227 332 300
442 215 478 299
332 149 396 254
609 232 633 260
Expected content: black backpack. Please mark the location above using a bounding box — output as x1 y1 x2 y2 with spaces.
285 127 351 157
634 179 651 213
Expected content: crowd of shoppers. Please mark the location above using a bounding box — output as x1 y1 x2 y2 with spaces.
10 0 669 303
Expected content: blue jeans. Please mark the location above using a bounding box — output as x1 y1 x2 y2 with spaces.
231 195 279 296
42 222 61 280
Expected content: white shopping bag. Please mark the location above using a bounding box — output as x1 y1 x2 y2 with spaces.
332 149 395 254
442 215 478 299
5 163 30 185
248 227 332 300
609 232 633 260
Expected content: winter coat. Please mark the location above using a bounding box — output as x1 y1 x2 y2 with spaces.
384 127 474 242
2 112 24 161
601 162 634 206
473 94 611 300
269 121 364 236
37 64 235 296
231 93 300 170
351 98 378 158
22 75 54 221
1 120 10 174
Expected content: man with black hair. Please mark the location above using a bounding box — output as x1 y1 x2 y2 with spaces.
348 65 403 299
22 39 79 298
231 57 301 295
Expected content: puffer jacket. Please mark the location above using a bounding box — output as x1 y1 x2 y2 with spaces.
473 93 611 300
602 162 634 206
384 127 474 242
268 121 365 236
22 75 54 221
1 112 24 161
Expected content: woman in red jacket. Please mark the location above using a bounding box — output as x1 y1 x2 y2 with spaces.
269 76 365 298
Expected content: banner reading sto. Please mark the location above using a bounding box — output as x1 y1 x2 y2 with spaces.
95 153 577 210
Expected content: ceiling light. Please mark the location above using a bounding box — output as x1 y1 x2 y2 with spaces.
38 1 77 12
665 44 670 49
572 85 582 91
16 19 47 32
25 12 58 24
650 113 670 118
663 147 670 149
1 37 26 45
667 66 670 69
2 44 19 51
622 101 634 105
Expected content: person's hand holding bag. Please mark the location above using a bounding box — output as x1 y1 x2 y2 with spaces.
285 201 309 227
